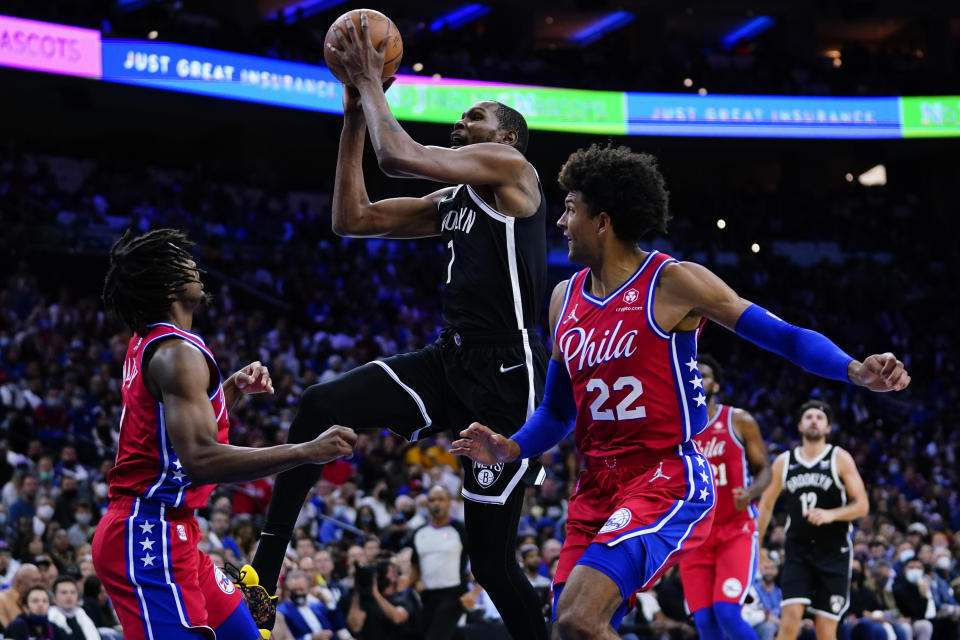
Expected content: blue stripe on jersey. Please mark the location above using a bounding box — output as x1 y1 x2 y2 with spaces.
145 403 192 506
668 331 708 442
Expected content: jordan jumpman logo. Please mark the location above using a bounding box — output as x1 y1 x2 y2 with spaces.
649 461 671 483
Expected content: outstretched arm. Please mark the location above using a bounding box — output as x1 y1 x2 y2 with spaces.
147 341 357 485
656 261 911 392
756 452 786 544
732 409 772 510
451 280 576 463
332 85 450 239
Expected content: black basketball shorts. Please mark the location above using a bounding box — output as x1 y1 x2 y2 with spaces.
780 538 852 621
362 328 548 505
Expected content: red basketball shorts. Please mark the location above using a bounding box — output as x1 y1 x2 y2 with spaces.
679 516 759 612
92 497 257 640
555 441 716 600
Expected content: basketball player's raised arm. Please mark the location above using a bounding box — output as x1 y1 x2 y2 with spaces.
451 280 576 464
756 452 786 544
656 261 911 393
805 449 868 526
732 409 772 510
332 86 450 239
148 341 357 485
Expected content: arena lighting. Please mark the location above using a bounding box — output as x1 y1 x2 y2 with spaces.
281 0 348 21
751 243 760 253
570 11 636 47
429 4 491 32
147 30 158 40
721 16 774 51
716 219 727 229
858 164 887 187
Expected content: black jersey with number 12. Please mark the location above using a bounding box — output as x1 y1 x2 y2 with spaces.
438 181 547 333
782 445 850 545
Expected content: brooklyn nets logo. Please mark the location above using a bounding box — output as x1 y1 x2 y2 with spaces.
830 595 845 613
473 461 504 488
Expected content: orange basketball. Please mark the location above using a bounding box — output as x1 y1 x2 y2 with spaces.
323 9 402 84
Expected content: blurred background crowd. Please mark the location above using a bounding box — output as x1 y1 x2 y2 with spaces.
1 0 959 638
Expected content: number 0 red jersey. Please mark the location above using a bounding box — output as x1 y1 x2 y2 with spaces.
108 323 230 509
693 404 758 524
555 251 709 458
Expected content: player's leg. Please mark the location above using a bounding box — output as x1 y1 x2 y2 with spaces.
775 602 806 639
254 349 446 594
808 546 851 640
464 487 549 640
813 614 840 640
679 538 723 640
554 565 625 640
197 551 260 639
711 522 760 639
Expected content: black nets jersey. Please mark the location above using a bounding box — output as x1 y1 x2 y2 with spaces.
437 180 547 333
782 445 851 545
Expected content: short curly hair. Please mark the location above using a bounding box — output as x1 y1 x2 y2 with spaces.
558 144 671 243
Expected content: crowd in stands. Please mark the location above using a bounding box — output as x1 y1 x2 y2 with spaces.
1 0 953 96
0 136 957 640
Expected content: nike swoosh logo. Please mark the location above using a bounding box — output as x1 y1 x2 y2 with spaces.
499 363 524 373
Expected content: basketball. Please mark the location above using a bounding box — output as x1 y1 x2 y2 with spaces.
323 9 403 84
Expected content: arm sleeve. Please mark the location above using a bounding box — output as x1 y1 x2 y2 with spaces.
734 304 854 383
511 359 577 459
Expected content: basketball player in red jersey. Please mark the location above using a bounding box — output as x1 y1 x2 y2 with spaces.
678 354 771 640
93 229 357 640
452 144 910 640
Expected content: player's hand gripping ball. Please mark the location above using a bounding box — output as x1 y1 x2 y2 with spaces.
324 9 402 84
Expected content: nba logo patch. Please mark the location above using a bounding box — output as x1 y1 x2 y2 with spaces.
214 565 236 595
623 289 639 304
177 524 187 541
599 508 631 534
473 461 503 488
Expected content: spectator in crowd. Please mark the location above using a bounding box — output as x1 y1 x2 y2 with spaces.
753 556 782 640
66 502 95 547
277 569 340 640
411 485 467 640
846 558 892 640
207 509 243 560
8 474 38 526
519 544 551 590
48 576 100 640
0 540 21 589
4 584 68 640
893 558 936 640
80 575 122 637
347 555 420 640
0 564 43 627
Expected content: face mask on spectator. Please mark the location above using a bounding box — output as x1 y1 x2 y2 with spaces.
900 550 915 563
333 505 347 519
76 513 92 526
906 568 924 583
0 514 6 525
39 472 53 483
37 505 54 521
94 483 108 500
292 593 307 607
418 507 429 518
936 557 951 570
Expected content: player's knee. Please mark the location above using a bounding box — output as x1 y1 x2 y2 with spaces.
555 607 599 640
287 383 335 444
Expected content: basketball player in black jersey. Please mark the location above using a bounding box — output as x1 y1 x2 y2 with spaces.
757 400 868 640
247 13 551 640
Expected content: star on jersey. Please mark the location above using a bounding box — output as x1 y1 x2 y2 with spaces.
139 521 155 535
700 470 709 482
140 538 155 551
686 357 698 372
694 393 707 407
699 487 710 501
173 459 183 470
141 553 156 567
172 470 186 483
690 376 703 390
695 457 706 468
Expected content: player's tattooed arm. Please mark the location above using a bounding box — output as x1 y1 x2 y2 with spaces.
732 409 772 510
805 448 868 526
147 341 358 484
756 452 786 544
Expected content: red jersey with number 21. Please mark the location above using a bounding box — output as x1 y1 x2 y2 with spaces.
554 251 709 458
108 323 230 509
694 404 758 524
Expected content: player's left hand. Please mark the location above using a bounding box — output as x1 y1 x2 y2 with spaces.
732 487 752 511
232 361 274 395
329 10 387 87
805 507 835 526
848 353 910 392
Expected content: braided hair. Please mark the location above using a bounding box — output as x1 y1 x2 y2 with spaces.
102 228 200 335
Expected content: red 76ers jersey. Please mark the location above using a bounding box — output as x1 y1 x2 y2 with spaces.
694 404 758 524
108 323 230 509
554 252 709 458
